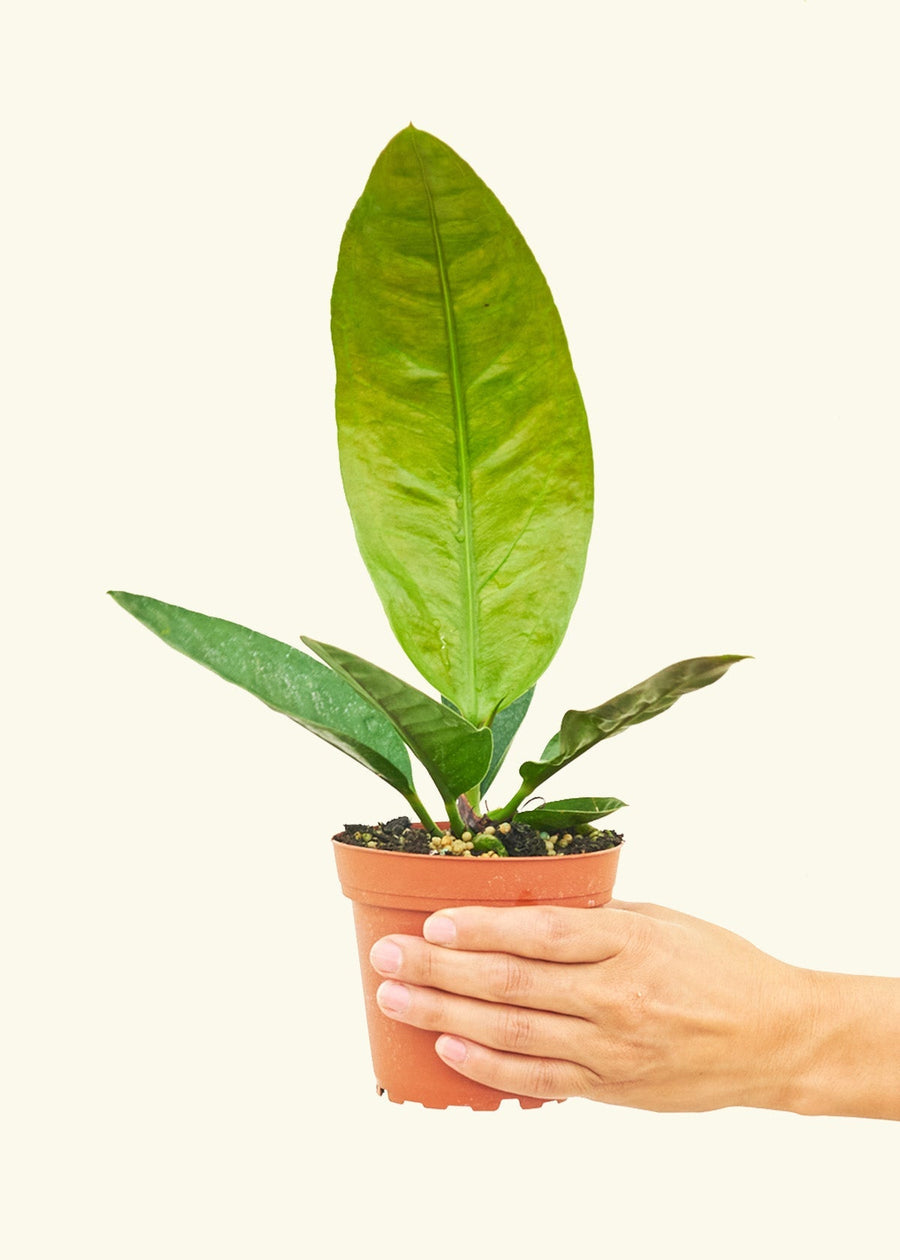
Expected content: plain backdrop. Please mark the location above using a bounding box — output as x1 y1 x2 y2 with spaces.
3 2 898 1257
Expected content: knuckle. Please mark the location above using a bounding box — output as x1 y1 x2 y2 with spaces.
416 940 454 989
535 905 577 953
487 953 531 1002
414 986 447 1031
620 913 659 962
498 1005 534 1052
417 945 438 986
596 974 650 1031
525 1058 560 1099
606 975 648 1025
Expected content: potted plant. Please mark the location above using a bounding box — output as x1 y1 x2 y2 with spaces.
110 125 746 1110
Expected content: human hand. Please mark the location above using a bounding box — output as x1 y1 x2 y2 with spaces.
369 901 813 1113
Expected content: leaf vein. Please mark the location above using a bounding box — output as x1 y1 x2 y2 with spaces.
409 131 479 719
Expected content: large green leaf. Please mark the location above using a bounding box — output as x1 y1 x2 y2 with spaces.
517 655 749 795
515 796 627 830
302 637 492 804
332 126 593 727
108 592 416 797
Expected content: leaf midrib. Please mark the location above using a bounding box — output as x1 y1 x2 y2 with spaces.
409 130 478 719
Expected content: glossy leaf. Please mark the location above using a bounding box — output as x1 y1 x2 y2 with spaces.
442 685 534 796
481 687 534 794
302 637 492 804
518 655 749 794
332 126 593 727
515 796 627 830
108 592 416 797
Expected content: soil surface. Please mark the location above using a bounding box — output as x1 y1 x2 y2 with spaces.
334 816 623 857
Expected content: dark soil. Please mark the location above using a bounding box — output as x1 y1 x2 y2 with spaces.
334 816 623 857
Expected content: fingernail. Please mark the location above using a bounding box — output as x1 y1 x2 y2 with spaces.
436 1035 468 1064
423 913 456 945
377 982 410 1014
369 940 402 973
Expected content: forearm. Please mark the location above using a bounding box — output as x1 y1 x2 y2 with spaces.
786 971 900 1120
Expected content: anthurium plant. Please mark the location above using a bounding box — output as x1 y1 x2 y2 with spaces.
110 126 745 855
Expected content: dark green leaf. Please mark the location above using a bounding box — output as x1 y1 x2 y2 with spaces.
515 796 627 830
332 126 593 727
520 655 749 793
302 637 492 804
481 687 534 794
109 592 415 796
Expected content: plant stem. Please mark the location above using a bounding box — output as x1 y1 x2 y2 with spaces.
491 781 533 823
407 790 440 836
444 797 466 836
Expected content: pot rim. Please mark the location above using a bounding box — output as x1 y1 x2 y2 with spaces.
331 836 623 862
332 835 623 910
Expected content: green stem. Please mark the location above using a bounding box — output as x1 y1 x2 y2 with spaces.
407 790 440 836
444 797 466 836
491 781 533 824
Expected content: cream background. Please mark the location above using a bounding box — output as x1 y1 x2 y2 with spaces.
4 2 898 1257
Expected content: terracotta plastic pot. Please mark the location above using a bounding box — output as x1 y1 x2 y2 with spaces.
333 835 622 1110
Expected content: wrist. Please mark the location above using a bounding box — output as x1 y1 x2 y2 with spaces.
779 969 900 1120
743 962 820 1114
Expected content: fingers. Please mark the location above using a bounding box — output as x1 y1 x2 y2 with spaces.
433 1036 599 1102
375 978 603 1099
420 903 640 963
375 976 595 1068
369 904 647 1017
371 934 592 1017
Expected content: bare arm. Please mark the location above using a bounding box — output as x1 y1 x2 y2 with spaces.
369 901 900 1119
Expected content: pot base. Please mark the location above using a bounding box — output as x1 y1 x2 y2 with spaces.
375 1084 558 1110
